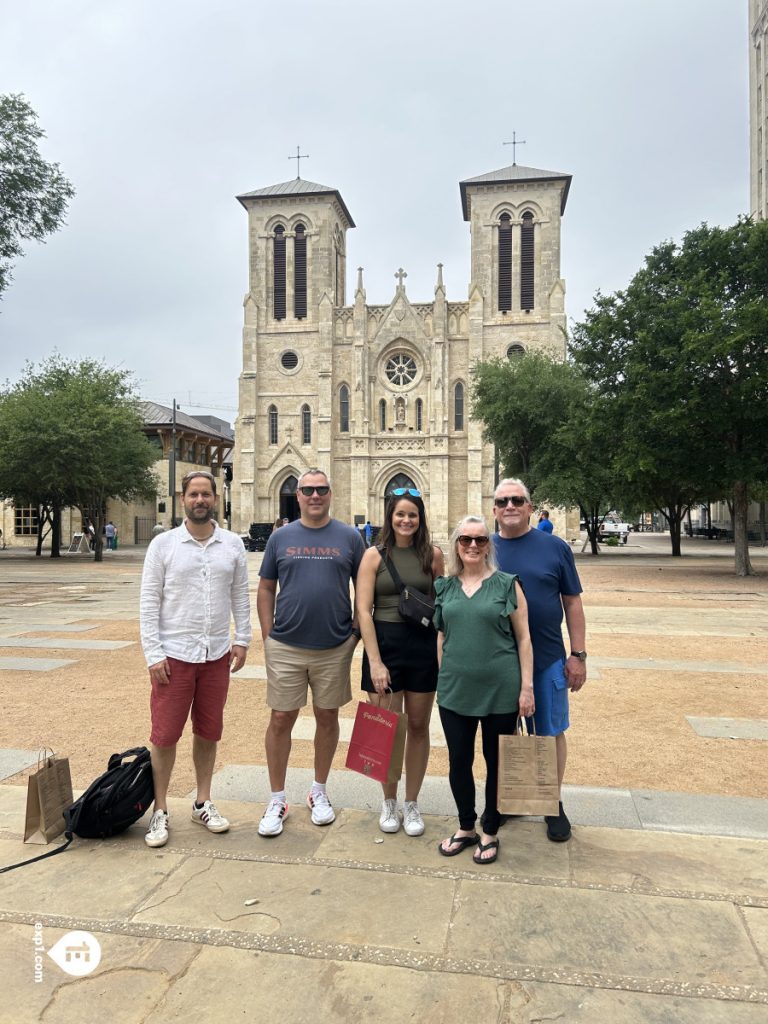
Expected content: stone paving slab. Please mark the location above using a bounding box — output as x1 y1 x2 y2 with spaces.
0 638 133 651
1 623 101 635
631 789 768 838
593 656 768 675
586 606 768 638
0 749 39 781
0 657 76 672
687 716 768 740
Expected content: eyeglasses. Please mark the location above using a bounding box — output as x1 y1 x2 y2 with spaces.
299 486 330 496
457 535 490 548
495 495 527 508
390 488 421 497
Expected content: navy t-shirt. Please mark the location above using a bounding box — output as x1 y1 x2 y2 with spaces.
260 518 365 650
492 529 582 672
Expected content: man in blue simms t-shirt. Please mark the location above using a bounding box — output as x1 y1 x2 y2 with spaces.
257 468 365 839
491 477 587 843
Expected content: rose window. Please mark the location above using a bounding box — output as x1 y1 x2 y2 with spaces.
385 353 417 386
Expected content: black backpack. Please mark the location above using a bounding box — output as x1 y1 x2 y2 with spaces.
1 747 154 874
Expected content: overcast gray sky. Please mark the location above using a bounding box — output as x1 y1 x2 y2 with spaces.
0 0 748 421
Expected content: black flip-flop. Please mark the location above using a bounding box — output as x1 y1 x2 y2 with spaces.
472 839 499 865
438 833 479 857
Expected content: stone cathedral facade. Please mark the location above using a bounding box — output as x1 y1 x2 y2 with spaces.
232 163 572 540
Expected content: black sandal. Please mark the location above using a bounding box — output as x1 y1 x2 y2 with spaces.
472 839 499 865
438 832 479 857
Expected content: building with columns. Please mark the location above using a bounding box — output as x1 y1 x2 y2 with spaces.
232 163 572 540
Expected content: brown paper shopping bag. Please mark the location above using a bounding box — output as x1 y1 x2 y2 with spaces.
345 700 408 785
498 719 559 816
24 749 73 845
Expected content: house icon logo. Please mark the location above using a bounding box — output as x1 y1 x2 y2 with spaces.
47 931 102 976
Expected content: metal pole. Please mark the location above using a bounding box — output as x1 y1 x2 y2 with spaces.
170 399 177 527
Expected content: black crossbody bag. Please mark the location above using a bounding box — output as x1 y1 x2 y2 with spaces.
378 547 435 629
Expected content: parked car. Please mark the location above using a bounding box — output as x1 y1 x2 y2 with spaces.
599 521 630 544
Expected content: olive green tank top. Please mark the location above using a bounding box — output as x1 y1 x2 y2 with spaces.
372 545 434 624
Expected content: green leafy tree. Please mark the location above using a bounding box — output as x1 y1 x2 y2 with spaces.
471 352 620 554
0 93 75 297
571 219 768 574
0 356 159 560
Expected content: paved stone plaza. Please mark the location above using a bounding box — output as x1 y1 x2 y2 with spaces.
1 537 767 1021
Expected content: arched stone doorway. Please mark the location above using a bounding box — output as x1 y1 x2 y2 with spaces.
383 472 419 520
279 475 299 522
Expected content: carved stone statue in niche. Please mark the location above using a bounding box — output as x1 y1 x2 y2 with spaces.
395 397 407 431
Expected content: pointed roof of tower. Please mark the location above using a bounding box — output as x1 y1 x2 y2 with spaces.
459 163 572 220
236 177 355 226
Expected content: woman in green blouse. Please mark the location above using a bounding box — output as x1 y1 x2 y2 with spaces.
435 515 534 865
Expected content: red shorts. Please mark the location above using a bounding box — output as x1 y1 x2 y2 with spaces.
149 653 231 747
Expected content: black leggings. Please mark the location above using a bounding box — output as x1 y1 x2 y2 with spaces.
439 704 518 835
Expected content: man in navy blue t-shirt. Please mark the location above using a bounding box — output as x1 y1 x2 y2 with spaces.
257 468 365 838
492 478 587 842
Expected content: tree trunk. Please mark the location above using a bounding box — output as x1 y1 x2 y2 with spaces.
733 480 754 576
666 508 683 556
51 505 61 557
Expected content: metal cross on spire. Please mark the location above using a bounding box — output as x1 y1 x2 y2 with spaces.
503 131 527 165
395 267 407 288
289 146 309 179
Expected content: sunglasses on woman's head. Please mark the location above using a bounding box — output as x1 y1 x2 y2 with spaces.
494 495 527 508
390 488 421 498
457 535 490 548
299 485 330 496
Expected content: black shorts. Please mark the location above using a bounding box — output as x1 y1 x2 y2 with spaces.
361 620 438 694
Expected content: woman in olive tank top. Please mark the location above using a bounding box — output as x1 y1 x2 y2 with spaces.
355 491 444 837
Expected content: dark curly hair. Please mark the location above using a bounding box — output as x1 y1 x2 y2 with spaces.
377 493 434 575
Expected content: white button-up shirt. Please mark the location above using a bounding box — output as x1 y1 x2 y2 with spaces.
140 523 252 667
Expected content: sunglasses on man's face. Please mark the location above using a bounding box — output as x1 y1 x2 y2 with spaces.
495 495 527 508
457 535 490 549
299 486 330 497
390 487 421 498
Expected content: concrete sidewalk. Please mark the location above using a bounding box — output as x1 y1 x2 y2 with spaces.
3 783 768 1023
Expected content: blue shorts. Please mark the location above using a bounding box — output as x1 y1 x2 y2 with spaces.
532 657 569 736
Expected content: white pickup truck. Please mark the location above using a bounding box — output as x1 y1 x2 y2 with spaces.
599 521 630 544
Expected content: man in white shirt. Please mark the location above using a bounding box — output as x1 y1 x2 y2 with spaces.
140 470 252 848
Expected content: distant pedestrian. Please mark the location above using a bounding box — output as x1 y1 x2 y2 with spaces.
537 510 554 534
105 521 116 550
364 520 373 547
272 517 282 533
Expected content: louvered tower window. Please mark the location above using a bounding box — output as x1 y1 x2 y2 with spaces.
498 213 512 313
339 385 350 432
415 398 423 431
454 382 464 431
520 212 535 310
268 405 278 445
379 399 386 431
294 223 307 319
273 226 286 320
301 404 311 444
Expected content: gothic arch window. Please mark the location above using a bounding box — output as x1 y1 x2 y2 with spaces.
498 213 512 313
339 385 350 433
507 343 526 359
520 211 535 310
379 398 386 432
334 226 345 306
454 385 466 432
385 472 418 496
453 382 465 431
415 397 423 431
273 225 286 321
294 223 307 319
268 404 278 445
301 404 311 445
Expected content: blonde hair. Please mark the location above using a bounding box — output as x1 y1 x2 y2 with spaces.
445 515 498 577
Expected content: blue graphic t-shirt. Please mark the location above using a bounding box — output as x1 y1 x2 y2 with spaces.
492 529 582 672
260 518 365 649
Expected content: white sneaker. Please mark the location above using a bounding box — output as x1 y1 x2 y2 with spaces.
145 809 169 848
191 800 230 833
259 799 289 837
306 790 335 826
379 798 401 833
403 801 425 837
